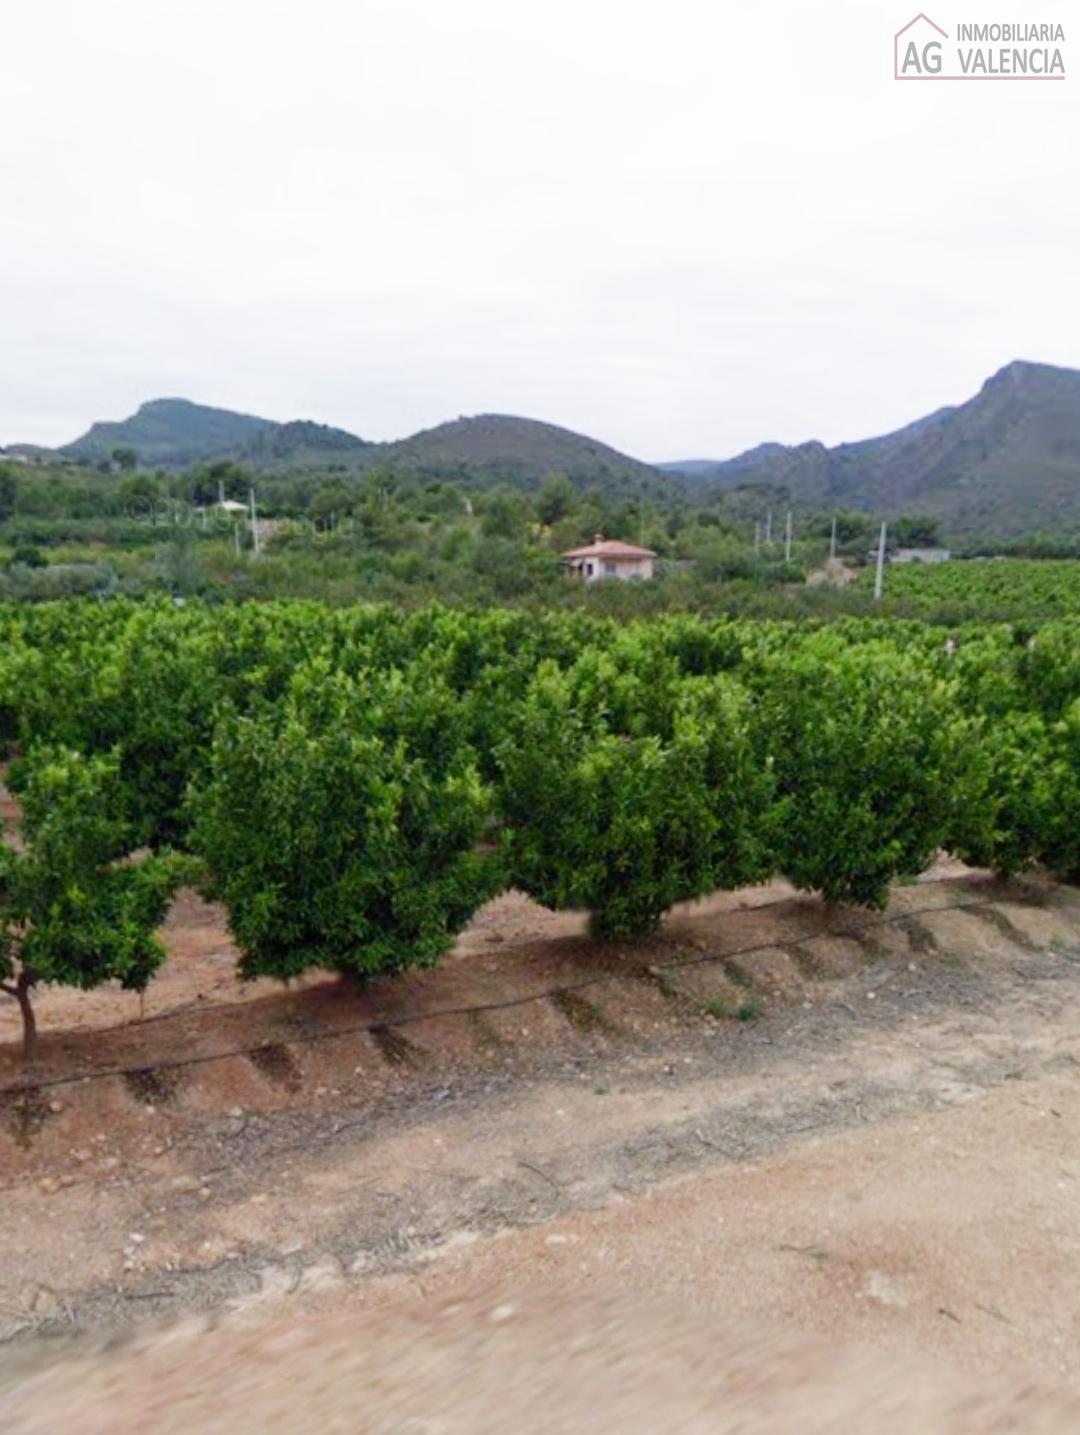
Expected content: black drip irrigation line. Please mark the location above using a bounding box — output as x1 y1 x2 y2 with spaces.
0 893 1043 1100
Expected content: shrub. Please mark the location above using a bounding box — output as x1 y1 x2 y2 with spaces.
498 666 774 938
760 641 980 907
949 710 1059 878
189 668 498 983
8 545 47 570
0 747 188 1061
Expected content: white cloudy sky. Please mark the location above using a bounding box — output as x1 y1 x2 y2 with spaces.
2 0 1077 458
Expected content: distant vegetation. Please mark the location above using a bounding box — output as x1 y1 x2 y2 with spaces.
857 558 1080 621
3 361 1080 615
0 444 1078 620
9 358 1080 542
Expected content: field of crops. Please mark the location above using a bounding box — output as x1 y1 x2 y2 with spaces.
2 598 1079 1051
861 558 1080 619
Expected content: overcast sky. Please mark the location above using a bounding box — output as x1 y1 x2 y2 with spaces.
2 0 1077 459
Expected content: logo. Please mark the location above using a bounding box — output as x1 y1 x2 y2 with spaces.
894 12 1066 79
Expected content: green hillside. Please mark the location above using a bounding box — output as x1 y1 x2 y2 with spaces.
373 413 664 491
50 400 663 493
62 398 274 467
238 420 374 471
666 361 1080 537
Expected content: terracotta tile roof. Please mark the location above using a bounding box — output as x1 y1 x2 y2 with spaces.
562 539 657 560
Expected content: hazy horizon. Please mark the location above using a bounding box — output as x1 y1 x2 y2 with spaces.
3 0 1077 459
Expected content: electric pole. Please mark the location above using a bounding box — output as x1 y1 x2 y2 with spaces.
874 521 887 601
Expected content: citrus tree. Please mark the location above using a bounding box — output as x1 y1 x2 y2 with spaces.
760 641 980 907
498 664 774 938
0 748 188 1061
189 665 498 983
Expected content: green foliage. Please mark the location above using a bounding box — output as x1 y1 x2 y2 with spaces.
308 479 356 523
949 710 1059 878
0 466 18 523
0 596 1079 1037
8 545 46 569
536 471 576 527
189 666 498 983
863 560 1080 621
760 641 977 907
498 661 773 938
0 747 189 1052
1041 701 1080 881
479 486 531 541
891 513 943 547
0 561 114 601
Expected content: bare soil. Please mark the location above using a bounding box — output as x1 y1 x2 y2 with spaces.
3 862 1080 1429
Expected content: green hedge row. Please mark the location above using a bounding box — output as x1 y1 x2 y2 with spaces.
1 599 1079 1051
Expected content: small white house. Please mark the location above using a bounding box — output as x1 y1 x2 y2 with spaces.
893 547 951 564
562 535 656 583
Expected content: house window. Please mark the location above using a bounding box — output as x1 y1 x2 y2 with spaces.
604 562 616 575
585 562 594 576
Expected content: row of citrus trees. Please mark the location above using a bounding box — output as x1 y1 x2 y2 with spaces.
1 599 1079 1058
859 558 1080 620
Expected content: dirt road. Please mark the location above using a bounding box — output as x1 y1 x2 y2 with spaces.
2 869 1080 1428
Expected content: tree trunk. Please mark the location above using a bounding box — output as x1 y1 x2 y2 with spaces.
14 970 37 1065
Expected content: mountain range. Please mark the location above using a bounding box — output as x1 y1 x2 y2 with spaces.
663 360 1080 536
34 398 658 493
6 359 1080 535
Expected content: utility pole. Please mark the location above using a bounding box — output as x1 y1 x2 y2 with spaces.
784 510 792 564
829 516 838 561
249 488 261 557
874 521 887 601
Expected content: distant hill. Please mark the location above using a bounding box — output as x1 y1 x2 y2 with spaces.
664 361 1080 537
239 420 373 470
373 413 663 491
29 361 1080 534
50 401 661 493
62 398 275 467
